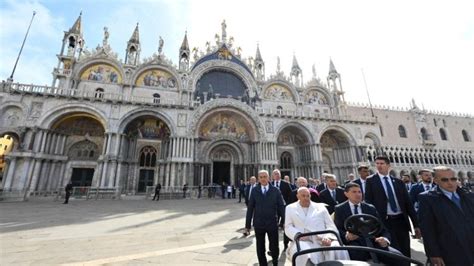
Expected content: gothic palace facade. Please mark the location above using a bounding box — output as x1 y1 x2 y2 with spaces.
0 15 472 197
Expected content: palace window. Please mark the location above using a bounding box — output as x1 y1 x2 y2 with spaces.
139 146 157 167
277 106 283 114
433 119 437 127
95 88 104 99
462 129 471 142
421 128 428 141
398 125 407 138
439 128 448 141
280 152 293 169
68 140 99 160
153 93 161 104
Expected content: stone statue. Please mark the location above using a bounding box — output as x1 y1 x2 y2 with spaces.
221 20 227 41
312 64 317 78
103 27 109 46
205 41 211 53
158 36 164 54
192 47 199 61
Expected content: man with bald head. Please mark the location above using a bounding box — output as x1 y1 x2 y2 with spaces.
419 166 474 266
285 187 349 265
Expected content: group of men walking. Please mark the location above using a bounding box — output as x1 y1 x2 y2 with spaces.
243 155 474 266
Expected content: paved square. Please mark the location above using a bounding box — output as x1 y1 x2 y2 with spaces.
1 198 426 265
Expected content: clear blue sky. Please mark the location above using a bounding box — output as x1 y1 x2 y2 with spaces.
1 0 473 114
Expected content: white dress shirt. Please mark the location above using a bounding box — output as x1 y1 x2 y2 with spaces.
377 173 402 215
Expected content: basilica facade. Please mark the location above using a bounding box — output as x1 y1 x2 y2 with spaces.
0 15 472 198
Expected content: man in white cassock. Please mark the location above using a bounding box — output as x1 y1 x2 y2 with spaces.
285 187 349 265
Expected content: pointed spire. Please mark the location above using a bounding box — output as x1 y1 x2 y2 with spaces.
69 11 82 35
291 54 301 71
329 58 338 74
180 31 189 51
255 43 263 62
129 23 140 44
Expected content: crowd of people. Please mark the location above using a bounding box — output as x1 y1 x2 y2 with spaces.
243 155 474 266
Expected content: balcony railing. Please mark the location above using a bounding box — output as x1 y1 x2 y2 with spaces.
1 82 200 108
255 107 377 123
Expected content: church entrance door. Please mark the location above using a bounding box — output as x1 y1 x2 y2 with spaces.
71 168 94 187
138 169 154 193
213 162 230 185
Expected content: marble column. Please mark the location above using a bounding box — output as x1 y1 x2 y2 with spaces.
3 157 17 190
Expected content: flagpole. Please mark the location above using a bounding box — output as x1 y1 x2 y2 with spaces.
361 68 375 118
8 11 36 82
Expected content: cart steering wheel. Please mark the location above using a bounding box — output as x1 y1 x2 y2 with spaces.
344 214 383 238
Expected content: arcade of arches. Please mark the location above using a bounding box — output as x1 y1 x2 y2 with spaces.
0 108 368 194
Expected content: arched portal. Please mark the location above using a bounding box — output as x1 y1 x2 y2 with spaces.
208 143 242 186
320 129 354 183
194 107 257 187
52 114 105 190
276 124 312 179
123 115 171 193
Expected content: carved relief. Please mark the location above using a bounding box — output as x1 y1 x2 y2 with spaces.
30 102 43 118
1 106 23 127
265 121 274 133
178 113 187 127
68 140 100 160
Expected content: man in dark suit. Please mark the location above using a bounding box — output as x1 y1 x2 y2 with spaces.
271 169 292 204
238 179 246 203
271 169 292 251
63 181 73 204
365 155 421 258
410 169 434 211
316 174 328 192
334 183 393 263
354 165 370 197
152 183 162 201
319 174 347 214
284 175 296 190
244 176 257 206
419 166 474 266
245 170 285 266
401 174 415 192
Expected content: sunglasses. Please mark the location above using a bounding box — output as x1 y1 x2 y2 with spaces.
439 177 458 182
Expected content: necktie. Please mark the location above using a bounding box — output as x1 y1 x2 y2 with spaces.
354 204 359 214
332 190 336 201
451 193 462 209
276 181 280 189
263 187 267 196
384 176 398 212
406 184 410 191
425 185 430 191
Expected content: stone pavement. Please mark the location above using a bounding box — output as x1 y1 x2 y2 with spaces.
0 198 427 265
